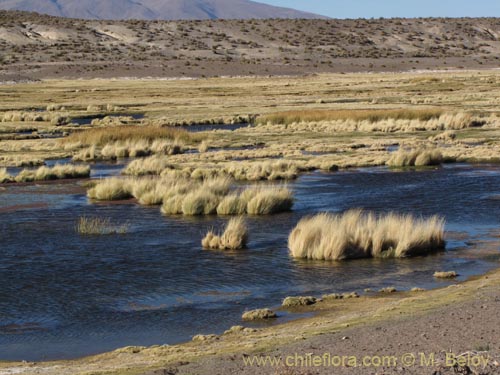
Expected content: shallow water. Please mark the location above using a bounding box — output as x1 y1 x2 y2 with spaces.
71 113 144 126
1 164 500 361
179 123 251 132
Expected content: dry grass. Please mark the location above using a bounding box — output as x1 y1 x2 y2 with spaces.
63 125 197 146
246 186 294 215
87 177 133 201
87 174 294 216
14 164 90 182
258 109 445 125
387 148 444 167
76 216 129 235
0 167 13 183
202 217 248 250
216 194 247 215
288 209 445 261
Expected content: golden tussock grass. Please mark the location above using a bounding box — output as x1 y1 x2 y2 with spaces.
87 177 134 201
127 158 306 181
246 186 294 215
288 209 445 261
76 216 129 235
13 164 90 183
387 148 444 167
0 167 13 183
257 108 445 125
87 174 294 216
202 217 248 250
255 112 478 133
63 125 197 147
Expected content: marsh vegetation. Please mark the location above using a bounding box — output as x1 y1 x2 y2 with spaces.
288 210 445 261
2 71 500 363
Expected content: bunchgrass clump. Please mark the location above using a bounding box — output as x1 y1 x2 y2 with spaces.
288 209 445 261
258 108 444 125
387 148 443 167
88 175 294 216
87 177 133 201
202 217 248 250
0 168 13 183
246 186 294 215
63 125 196 146
14 164 90 183
76 216 129 235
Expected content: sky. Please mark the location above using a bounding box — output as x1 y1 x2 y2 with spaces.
260 0 500 18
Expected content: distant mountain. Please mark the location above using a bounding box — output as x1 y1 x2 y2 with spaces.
0 0 327 20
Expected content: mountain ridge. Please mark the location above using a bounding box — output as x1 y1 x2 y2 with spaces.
0 0 327 20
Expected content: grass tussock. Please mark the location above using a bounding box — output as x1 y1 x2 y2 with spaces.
288 209 445 261
73 139 185 162
63 125 196 146
0 167 13 183
202 217 248 250
387 148 444 167
14 164 90 183
87 177 134 201
246 186 294 215
256 111 476 133
87 175 294 216
258 108 445 125
76 216 129 235
123 158 305 181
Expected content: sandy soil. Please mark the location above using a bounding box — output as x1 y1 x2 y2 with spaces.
167 289 500 375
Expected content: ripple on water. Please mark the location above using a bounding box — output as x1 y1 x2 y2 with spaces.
1 164 500 360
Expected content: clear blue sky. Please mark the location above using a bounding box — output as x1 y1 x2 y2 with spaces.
260 0 500 18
